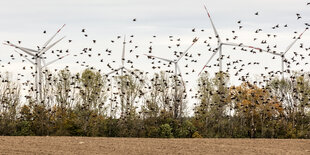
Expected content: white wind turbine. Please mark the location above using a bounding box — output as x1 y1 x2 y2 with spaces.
268 28 308 79
104 35 139 116
144 38 198 104
3 24 68 103
105 36 132 77
198 5 278 75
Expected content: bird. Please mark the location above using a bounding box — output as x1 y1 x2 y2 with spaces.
133 18 136 21
255 12 259 15
296 13 302 20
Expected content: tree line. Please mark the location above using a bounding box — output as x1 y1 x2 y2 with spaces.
0 68 309 138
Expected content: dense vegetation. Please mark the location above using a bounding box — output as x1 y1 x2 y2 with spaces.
0 68 309 138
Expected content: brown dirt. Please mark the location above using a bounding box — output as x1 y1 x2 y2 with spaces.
0 137 309 155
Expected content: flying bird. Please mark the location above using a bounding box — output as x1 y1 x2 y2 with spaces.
296 13 302 20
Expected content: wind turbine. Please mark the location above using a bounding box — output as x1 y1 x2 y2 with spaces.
269 28 307 79
3 24 68 103
105 36 132 77
144 38 198 88
218 28 308 79
198 5 277 75
144 37 198 118
104 35 140 116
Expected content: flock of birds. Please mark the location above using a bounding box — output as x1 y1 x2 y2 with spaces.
0 3 310 113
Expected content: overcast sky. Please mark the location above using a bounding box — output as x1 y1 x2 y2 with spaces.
0 0 309 111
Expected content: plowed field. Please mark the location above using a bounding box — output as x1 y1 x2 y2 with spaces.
0 137 309 154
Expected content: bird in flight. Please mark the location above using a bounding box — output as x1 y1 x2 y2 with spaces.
296 13 302 20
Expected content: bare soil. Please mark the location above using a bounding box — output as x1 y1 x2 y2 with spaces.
0 137 309 155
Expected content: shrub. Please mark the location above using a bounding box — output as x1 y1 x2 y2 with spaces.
175 120 196 138
192 131 203 138
16 121 34 136
146 126 159 138
159 124 173 138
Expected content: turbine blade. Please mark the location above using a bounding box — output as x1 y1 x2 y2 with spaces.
223 42 282 56
124 67 131 72
105 67 123 76
284 28 307 55
4 42 36 56
121 35 126 66
144 54 173 63
13 50 35 65
6 43 38 53
204 5 221 43
124 67 135 76
39 36 65 56
198 44 221 76
177 37 199 62
42 54 69 68
42 24 66 49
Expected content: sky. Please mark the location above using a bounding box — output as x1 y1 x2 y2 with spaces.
0 0 310 112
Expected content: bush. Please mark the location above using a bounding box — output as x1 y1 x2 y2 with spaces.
16 121 34 136
146 126 159 138
104 118 119 137
175 120 196 138
192 131 203 138
159 124 173 138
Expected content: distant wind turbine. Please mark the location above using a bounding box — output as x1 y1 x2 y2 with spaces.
198 5 276 75
104 35 140 116
269 28 308 79
144 37 198 89
3 24 68 103
105 35 133 77
144 37 198 118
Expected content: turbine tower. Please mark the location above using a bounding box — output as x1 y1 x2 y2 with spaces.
144 37 198 118
4 24 68 103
